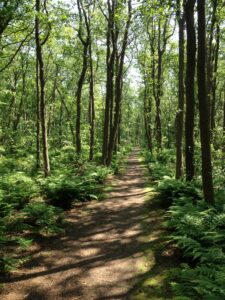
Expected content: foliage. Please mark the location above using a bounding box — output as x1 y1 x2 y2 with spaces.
142 148 175 181
0 138 126 274
160 180 225 299
0 200 64 274
157 179 201 208
40 173 100 209
39 156 115 208
0 172 40 209
22 202 64 235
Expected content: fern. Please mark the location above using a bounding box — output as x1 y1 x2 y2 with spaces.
158 177 225 299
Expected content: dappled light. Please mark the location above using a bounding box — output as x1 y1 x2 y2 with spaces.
1 0 225 299
1 151 172 300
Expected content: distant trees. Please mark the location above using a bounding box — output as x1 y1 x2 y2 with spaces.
102 0 132 166
0 0 224 203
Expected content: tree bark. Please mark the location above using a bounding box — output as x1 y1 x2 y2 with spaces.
75 43 88 155
35 0 51 177
175 0 185 179
89 39 95 161
197 0 214 204
36 57 41 169
144 81 153 152
102 0 116 165
76 0 90 156
210 24 220 131
184 0 196 181
106 0 132 166
207 0 218 131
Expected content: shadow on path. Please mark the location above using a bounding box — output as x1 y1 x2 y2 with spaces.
0 149 178 300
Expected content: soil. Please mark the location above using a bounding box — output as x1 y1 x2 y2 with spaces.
0 149 179 300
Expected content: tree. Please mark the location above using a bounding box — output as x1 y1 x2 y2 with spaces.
146 5 175 151
184 0 196 181
197 0 214 203
75 0 90 155
0 0 20 37
35 0 51 176
101 0 132 166
102 0 116 165
106 0 132 166
175 0 185 179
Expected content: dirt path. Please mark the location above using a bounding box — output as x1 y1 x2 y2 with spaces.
1 149 175 300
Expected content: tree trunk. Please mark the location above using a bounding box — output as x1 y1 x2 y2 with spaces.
155 39 162 150
106 0 132 166
176 0 185 179
223 86 225 151
76 0 90 156
35 0 51 177
89 40 95 161
102 0 115 165
144 82 153 152
185 0 196 181
57 88 76 145
207 0 218 131
76 43 88 155
13 72 26 132
197 0 214 204
210 24 220 131
36 58 41 169
48 65 59 137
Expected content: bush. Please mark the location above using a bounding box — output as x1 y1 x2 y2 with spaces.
88 165 111 183
0 201 64 274
166 190 225 299
0 189 14 218
0 172 40 209
22 202 64 235
157 179 201 208
40 173 100 209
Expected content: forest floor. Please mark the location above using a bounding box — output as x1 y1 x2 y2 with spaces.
1 149 179 300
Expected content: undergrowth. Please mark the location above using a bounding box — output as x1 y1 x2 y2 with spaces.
0 145 129 275
143 147 225 299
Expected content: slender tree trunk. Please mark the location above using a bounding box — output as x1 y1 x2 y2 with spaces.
211 24 220 131
13 71 26 131
102 0 115 165
197 0 214 204
118 112 121 148
7 72 19 131
36 58 41 169
57 88 76 145
89 40 95 161
76 43 88 155
207 0 218 131
35 0 50 177
106 0 132 166
185 0 196 181
144 82 153 152
176 0 185 179
48 65 58 136
76 0 90 156
155 44 162 150
223 86 225 151
59 101 63 147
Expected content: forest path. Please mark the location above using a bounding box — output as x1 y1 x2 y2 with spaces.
1 149 175 300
